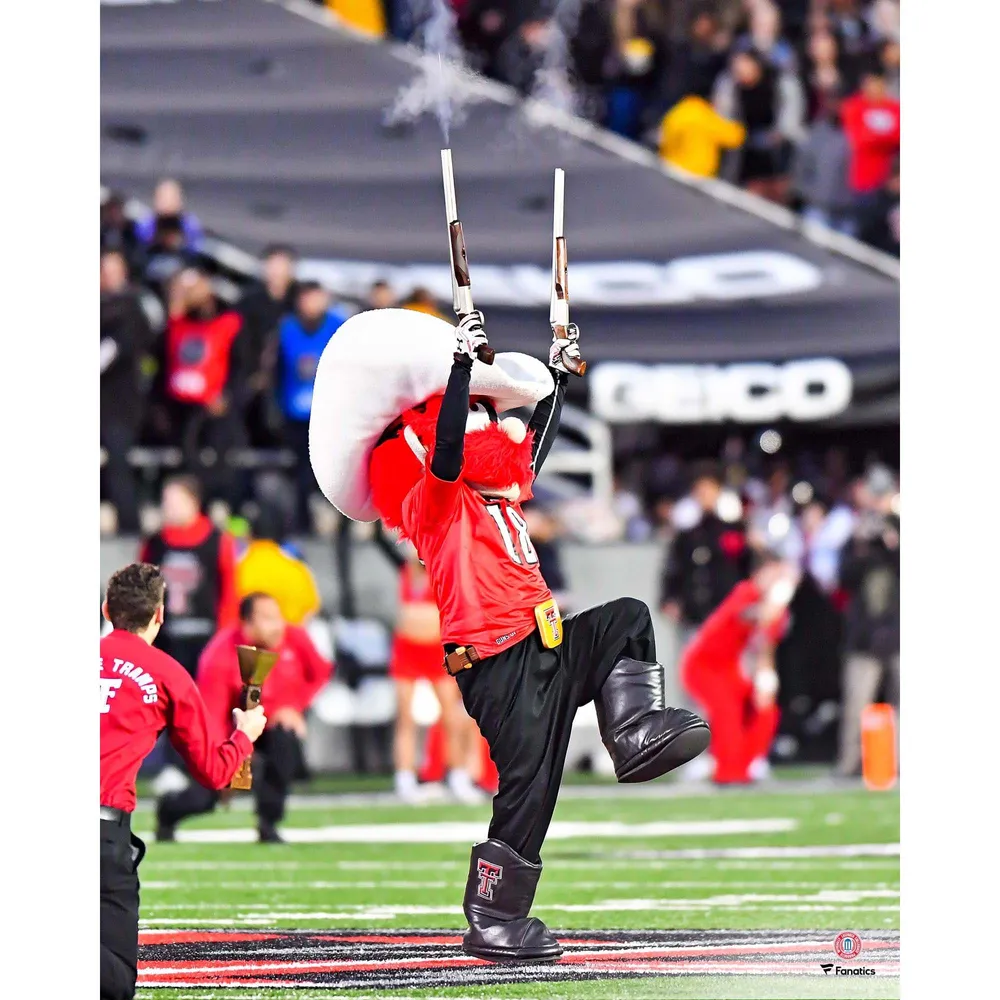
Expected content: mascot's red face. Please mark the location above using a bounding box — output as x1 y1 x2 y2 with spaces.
369 395 534 531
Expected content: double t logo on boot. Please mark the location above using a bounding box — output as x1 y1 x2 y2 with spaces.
476 860 503 900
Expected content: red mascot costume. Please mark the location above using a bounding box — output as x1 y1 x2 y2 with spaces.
310 307 708 962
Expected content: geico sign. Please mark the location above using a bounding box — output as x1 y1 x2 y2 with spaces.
299 252 823 307
590 359 853 423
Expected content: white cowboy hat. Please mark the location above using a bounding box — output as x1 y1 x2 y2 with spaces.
309 308 554 522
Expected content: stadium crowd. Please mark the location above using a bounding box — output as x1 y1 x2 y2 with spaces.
388 0 900 253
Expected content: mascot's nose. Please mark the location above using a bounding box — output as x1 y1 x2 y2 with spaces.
500 416 527 444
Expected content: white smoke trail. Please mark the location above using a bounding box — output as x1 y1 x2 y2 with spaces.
383 0 479 142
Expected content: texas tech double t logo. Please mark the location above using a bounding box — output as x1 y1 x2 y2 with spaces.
476 859 503 900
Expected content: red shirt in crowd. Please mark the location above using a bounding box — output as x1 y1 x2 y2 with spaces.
401 474 552 654
681 580 788 676
197 625 333 741
139 515 239 629
841 94 901 193
100 629 252 812
165 311 242 406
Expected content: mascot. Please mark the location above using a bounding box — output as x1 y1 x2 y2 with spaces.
310 307 709 961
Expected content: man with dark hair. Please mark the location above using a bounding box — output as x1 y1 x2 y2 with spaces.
139 475 240 677
660 460 751 640
101 562 266 1000
156 591 332 843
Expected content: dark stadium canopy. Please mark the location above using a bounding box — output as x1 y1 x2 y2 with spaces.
101 0 899 425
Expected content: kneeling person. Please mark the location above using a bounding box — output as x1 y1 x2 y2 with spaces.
156 592 332 843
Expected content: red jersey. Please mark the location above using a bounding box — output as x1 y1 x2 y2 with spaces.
401 471 552 655
841 94 901 193
139 515 240 630
165 311 242 406
197 624 332 741
682 580 787 674
100 629 252 812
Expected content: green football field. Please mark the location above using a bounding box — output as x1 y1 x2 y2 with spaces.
130 775 899 1000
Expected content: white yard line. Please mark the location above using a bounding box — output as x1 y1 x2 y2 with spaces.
140 818 796 844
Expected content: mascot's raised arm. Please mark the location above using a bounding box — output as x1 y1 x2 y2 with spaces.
310 307 708 963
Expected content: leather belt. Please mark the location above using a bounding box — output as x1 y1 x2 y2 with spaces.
100 806 128 824
444 644 481 676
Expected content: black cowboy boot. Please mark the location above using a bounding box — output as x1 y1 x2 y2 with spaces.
596 658 710 783
462 839 563 962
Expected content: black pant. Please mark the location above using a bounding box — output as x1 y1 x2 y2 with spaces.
158 726 304 828
156 633 211 680
101 421 140 534
173 401 249 510
283 418 315 533
456 597 655 863
101 813 146 1000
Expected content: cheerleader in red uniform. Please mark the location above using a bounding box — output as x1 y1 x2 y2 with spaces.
681 555 799 784
391 547 485 803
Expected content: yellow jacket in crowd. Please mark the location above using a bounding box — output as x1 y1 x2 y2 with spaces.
658 96 746 179
237 539 322 626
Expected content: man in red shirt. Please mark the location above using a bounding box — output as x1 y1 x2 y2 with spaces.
310 308 709 962
156 591 332 843
139 474 239 678
842 66 900 210
680 556 799 784
101 562 266 1000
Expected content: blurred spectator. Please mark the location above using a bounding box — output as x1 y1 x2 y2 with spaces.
144 214 199 299
522 504 571 609
797 495 856 591
733 1 796 74
836 504 899 776
495 16 553 95
101 192 146 276
162 267 248 509
368 278 399 309
802 29 842 120
402 286 446 318
823 0 875 94
604 0 669 139
879 38 899 100
101 249 153 534
277 282 348 531
660 461 751 642
238 245 300 445
681 556 799 783
156 592 332 843
135 179 204 251
653 5 730 118
713 48 805 203
658 88 746 178
792 89 854 234
868 0 900 43
841 65 900 220
236 504 322 626
139 474 240 678
857 156 899 256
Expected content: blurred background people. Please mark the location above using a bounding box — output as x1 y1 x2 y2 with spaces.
161 267 248 510
139 475 240 677
389 544 485 804
101 249 152 535
660 461 750 647
236 505 322 627
156 592 332 843
136 178 204 252
837 477 900 776
681 556 800 783
277 281 348 532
